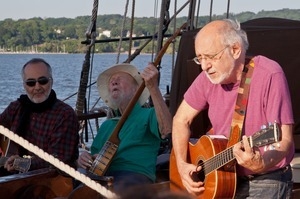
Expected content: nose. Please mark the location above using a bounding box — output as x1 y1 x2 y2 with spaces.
112 81 118 86
33 82 43 88
110 78 119 86
201 59 212 72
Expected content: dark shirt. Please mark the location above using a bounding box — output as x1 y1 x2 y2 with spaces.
0 98 79 170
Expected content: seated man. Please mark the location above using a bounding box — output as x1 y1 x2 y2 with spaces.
0 58 79 175
77 63 172 193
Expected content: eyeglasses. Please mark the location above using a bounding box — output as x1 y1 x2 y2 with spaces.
24 76 52 87
193 46 229 65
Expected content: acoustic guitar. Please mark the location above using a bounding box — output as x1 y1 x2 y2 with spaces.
0 134 31 173
170 123 281 199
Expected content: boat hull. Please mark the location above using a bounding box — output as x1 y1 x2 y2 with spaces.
0 168 73 198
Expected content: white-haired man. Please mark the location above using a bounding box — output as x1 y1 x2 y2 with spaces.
77 63 172 193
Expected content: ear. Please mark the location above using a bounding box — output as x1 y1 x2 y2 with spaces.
231 42 242 59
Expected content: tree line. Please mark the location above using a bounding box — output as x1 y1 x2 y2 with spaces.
0 9 299 54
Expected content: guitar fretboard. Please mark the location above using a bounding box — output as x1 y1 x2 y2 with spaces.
202 146 235 175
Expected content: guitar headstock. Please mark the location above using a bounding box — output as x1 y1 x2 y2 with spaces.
249 122 282 148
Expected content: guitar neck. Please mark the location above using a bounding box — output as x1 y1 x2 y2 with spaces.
202 122 280 175
202 145 235 175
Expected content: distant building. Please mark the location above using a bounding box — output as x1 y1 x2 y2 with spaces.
99 30 111 38
54 29 62 34
126 31 136 37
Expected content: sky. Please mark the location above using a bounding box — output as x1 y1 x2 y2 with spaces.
0 0 300 20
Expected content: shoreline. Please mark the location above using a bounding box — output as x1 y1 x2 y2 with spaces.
0 52 68 55
0 52 158 55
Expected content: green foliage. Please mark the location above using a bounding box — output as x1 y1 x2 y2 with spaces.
0 9 299 53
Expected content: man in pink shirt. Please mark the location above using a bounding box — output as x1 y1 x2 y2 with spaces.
172 19 294 198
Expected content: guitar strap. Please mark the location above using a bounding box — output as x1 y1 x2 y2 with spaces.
227 56 255 148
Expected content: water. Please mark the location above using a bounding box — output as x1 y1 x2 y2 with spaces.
0 53 175 112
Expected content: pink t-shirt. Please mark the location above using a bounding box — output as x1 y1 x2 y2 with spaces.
184 55 294 176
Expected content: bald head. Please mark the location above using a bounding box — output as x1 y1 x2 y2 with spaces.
197 20 228 40
195 19 249 54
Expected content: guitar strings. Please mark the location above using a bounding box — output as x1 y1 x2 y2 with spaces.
196 145 235 175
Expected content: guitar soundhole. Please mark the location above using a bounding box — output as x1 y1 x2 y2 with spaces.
191 161 205 182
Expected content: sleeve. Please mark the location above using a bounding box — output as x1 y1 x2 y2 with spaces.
265 71 294 125
0 102 19 130
184 72 209 111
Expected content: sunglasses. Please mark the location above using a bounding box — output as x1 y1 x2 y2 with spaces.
24 76 52 87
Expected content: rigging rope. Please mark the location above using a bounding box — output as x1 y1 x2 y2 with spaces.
128 0 135 58
195 0 201 28
156 0 170 55
226 0 231 18
171 0 177 79
151 0 159 61
209 0 213 22
116 0 130 64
